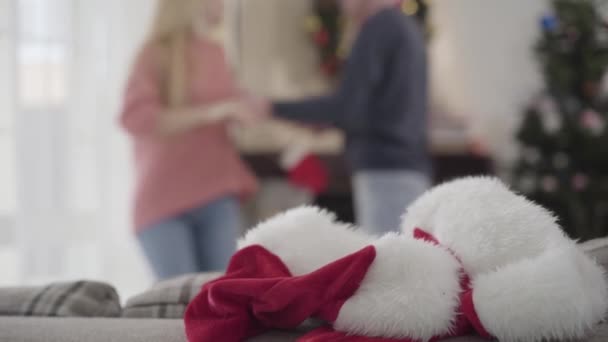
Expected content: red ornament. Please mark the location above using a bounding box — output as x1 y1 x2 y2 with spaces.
314 29 330 47
321 56 340 76
581 109 605 135
572 173 589 192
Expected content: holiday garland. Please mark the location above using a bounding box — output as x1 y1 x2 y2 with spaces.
305 0 431 80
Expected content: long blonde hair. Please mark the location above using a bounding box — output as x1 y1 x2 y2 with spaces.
148 0 205 107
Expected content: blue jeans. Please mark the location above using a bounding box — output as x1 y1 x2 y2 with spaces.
353 170 431 236
137 196 242 280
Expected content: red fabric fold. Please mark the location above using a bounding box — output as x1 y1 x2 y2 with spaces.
184 245 376 342
461 290 493 339
414 228 493 341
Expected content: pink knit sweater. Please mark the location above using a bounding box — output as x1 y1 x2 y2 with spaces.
119 37 257 231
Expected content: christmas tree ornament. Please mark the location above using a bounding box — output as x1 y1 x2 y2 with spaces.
304 15 322 33
542 175 559 193
581 109 606 135
566 27 580 41
536 95 561 116
522 147 541 164
553 152 570 169
336 44 349 59
541 13 559 32
573 173 590 191
540 109 563 134
185 178 607 342
401 0 420 16
314 29 330 47
535 95 562 133
321 58 339 76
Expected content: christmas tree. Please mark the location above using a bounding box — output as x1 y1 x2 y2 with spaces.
514 0 608 241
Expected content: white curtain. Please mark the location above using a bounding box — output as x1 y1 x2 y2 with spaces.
1 0 157 300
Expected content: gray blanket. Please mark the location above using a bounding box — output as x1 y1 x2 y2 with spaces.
122 273 221 318
0 281 121 318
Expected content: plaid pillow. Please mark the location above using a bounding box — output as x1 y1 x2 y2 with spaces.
122 273 221 319
0 281 121 317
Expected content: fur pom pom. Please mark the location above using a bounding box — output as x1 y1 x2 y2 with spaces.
238 206 373 275
335 234 462 340
401 176 570 276
472 246 607 342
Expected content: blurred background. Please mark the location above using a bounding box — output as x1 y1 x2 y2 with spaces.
1 0 607 299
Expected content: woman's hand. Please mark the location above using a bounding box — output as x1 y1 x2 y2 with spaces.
231 95 270 127
157 100 247 137
157 95 269 137
206 101 247 121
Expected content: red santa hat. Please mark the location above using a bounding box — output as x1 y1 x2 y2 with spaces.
280 143 329 196
184 178 608 342
185 208 489 341
184 229 487 341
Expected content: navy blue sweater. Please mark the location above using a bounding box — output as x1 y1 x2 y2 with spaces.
273 8 431 174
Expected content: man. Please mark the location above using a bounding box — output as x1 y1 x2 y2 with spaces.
264 0 432 234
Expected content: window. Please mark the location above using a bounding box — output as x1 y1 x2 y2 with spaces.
0 0 154 295
0 0 16 284
0 0 15 221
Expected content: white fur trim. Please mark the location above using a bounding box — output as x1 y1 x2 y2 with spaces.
472 246 608 342
335 234 462 340
238 206 373 275
401 176 572 276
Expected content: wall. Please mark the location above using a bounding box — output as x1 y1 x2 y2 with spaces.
235 0 330 98
430 0 549 166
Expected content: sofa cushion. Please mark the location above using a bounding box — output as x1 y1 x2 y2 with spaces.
122 273 221 319
0 281 121 318
0 317 607 342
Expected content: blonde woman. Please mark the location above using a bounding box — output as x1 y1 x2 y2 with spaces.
119 0 259 280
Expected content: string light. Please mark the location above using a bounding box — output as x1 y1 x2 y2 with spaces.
304 15 322 33
337 45 349 59
402 0 419 16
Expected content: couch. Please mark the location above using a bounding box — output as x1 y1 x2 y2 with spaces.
2 238 608 342
1 317 608 342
